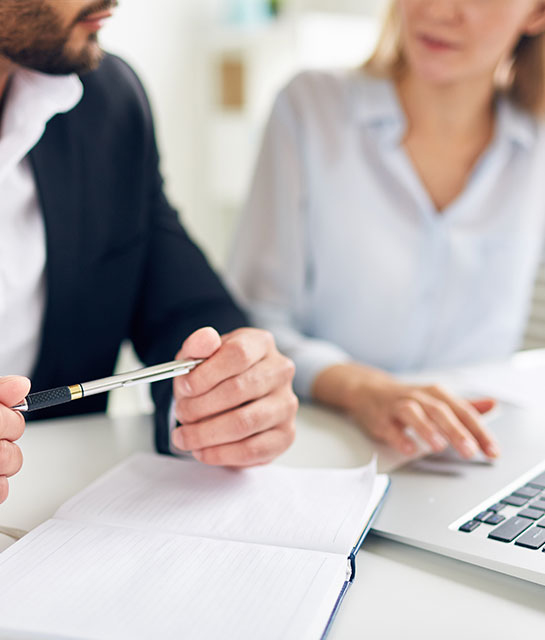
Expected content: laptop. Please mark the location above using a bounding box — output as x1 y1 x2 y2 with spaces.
371 404 545 585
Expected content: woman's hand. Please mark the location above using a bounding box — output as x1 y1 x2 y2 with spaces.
312 363 499 459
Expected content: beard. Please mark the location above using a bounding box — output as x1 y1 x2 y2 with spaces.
0 0 116 75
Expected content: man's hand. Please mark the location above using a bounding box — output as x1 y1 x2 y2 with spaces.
313 363 499 459
171 327 298 467
0 376 30 503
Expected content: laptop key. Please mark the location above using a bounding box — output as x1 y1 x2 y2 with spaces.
500 495 529 507
474 511 494 522
513 486 542 499
518 508 543 521
514 528 545 550
529 499 545 512
485 513 506 525
459 520 480 533
488 517 533 542
488 503 506 513
527 471 545 490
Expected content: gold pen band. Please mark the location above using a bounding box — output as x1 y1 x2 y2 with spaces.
68 384 84 401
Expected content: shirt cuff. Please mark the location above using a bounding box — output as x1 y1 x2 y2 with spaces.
290 342 352 400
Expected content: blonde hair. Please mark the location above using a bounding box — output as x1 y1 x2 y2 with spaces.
364 1 545 116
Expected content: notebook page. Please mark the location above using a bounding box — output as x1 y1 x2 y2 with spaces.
55 453 380 555
0 519 348 640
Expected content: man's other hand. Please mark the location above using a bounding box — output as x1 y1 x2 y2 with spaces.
172 327 297 467
0 377 30 503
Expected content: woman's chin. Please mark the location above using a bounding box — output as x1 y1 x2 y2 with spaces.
409 63 468 87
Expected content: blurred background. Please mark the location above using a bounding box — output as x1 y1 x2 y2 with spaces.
100 0 383 267
100 0 545 413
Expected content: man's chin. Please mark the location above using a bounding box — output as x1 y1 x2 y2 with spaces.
59 40 104 74
30 46 104 76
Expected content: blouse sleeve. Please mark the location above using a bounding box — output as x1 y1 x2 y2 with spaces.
226 82 352 399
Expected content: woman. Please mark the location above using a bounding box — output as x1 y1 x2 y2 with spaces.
228 0 545 459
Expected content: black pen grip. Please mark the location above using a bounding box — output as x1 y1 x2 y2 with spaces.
25 387 72 412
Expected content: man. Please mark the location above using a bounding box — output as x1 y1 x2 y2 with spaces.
0 0 298 503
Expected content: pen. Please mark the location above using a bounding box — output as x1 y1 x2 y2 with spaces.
10 359 204 413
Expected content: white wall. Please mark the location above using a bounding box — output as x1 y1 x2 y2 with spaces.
100 1 217 254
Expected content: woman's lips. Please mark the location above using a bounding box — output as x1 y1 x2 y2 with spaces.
418 34 460 52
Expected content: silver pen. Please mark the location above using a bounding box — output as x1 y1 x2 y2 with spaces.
11 359 204 413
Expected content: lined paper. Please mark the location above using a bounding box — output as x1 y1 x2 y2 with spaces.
0 454 388 639
56 453 381 555
0 519 348 640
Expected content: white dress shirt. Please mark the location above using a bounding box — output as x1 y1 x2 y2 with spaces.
228 70 545 399
0 69 82 376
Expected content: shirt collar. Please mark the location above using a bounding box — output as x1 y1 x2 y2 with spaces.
495 97 536 150
0 68 83 175
350 71 404 126
4 68 83 130
349 70 537 150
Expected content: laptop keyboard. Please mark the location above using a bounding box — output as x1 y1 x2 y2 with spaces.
459 470 545 550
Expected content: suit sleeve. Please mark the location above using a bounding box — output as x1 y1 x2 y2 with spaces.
124 69 247 455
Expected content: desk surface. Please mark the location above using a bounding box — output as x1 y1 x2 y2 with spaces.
3 370 545 639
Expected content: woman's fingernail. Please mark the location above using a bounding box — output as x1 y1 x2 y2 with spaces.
486 443 500 458
431 435 447 451
461 440 478 458
402 442 416 455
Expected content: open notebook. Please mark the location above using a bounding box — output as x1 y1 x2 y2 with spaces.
0 453 389 640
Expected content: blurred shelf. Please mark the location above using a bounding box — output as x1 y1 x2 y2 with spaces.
199 11 379 225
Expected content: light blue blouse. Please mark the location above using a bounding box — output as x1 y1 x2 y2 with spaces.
227 70 545 399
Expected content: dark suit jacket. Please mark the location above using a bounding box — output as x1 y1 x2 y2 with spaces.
25 54 246 454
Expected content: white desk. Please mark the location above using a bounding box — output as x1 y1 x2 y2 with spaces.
3 381 545 638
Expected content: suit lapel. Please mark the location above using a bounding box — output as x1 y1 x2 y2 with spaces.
28 115 83 386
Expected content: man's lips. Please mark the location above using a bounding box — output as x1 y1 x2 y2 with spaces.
79 10 113 23
77 9 113 31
